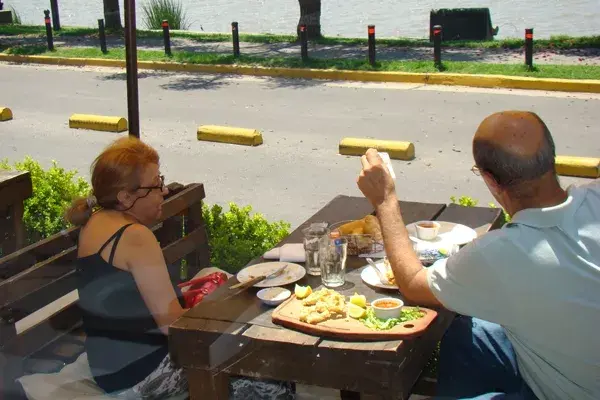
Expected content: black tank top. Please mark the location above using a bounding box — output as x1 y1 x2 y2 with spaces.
76 224 177 393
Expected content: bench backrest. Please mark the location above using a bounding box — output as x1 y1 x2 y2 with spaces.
0 182 211 397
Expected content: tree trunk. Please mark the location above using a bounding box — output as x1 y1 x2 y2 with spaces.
297 0 322 40
103 0 122 30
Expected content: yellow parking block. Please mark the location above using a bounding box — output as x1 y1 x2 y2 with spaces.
556 156 600 178
0 107 13 121
69 114 128 133
339 138 415 161
197 125 263 147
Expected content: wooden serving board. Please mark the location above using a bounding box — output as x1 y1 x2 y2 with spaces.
272 295 438 341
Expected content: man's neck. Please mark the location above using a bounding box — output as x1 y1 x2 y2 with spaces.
508 179 569 215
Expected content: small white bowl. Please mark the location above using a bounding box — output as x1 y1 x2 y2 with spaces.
415 221 441 241
257 287 291 306
371 297 404 320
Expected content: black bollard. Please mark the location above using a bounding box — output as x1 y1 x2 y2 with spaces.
0 1 4 11
300 24 308 62
50 0 60 31
525 28 534 69
44 10 54 51
162 20 171 56
98 19 107 53
368 25 376 66
433 25 442 68
232 22 240 58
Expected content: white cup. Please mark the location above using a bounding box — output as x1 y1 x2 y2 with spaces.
415 221 441 241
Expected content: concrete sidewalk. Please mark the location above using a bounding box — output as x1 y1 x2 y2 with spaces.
2 33 599 65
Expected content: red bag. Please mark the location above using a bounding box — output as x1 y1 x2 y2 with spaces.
177 272 229 308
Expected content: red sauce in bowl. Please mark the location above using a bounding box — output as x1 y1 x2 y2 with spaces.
373 300 400 309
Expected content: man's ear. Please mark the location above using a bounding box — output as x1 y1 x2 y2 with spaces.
481 170 502 194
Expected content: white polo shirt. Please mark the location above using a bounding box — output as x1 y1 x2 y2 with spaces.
427 180 600 400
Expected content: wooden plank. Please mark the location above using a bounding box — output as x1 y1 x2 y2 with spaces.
2 304 81 359
185 201 209 280
0 171 32 210
169 317 248 370
187 369 229 400
162 227 209 265
0 247 76 309
435 203 503 231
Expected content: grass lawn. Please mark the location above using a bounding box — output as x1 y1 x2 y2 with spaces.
3 45 600 80
1 24 600 50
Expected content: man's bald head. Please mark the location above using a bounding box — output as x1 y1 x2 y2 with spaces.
473 111 556 187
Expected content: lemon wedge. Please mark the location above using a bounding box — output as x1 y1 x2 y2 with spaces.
350 293 367 309
348 303 367 319
294 284 312 299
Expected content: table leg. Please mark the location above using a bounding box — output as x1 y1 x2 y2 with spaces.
340 390 361 400
186 368 229 400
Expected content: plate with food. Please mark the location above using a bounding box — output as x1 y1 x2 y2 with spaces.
330 215 384 256
271 286 437 340
236 262 306 288
360 258 398 289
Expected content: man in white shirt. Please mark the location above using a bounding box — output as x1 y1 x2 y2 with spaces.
356 111 599 400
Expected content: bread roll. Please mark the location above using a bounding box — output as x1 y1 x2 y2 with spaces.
363 215 383 241
337 219 365 235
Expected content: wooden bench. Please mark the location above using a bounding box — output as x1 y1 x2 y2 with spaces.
0 182 211 399
0 171 33 259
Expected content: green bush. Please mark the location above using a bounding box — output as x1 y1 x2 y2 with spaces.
202 203 291 273
0 157 90 242
142 0 190 30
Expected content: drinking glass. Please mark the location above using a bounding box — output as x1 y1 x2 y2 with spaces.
319 237 348 288
302 223 330 276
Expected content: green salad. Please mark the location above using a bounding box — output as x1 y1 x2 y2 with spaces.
360 307 425 331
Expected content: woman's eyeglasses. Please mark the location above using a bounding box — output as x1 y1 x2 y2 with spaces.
471 165 481 176
138 175 165 191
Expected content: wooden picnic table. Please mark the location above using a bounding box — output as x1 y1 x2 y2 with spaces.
169 195 504 399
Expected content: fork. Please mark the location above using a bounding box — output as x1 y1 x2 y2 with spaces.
366 257 388 284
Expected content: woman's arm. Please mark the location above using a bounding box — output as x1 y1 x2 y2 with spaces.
123 225 187 335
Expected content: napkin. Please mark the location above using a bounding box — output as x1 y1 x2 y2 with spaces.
263 243 305 263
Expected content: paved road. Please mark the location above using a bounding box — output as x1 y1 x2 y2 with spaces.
0 63 598 228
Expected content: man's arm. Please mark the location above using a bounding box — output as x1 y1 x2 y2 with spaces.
357 148 442 307
376 196 442 307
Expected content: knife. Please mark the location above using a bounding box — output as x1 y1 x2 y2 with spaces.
229 264 289 290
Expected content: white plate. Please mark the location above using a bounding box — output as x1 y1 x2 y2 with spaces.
236 262 306 288
406 221 477 246
360 262 398 290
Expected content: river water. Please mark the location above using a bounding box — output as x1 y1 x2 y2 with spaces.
10 0 600 39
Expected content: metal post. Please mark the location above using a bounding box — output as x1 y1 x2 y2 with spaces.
525 28 534 69
50 0 60 31
368 25 376 66
44 10 54 51
300 24 308 62
433 25 442 68
124 0 140 138
0 1 3 11
162 20 171 56
232 22 240 58
98 19 108 54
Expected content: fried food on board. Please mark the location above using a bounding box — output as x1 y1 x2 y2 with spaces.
299 288 346 325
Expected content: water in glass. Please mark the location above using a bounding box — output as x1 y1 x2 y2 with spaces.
302 223 330 276
320 237 347 288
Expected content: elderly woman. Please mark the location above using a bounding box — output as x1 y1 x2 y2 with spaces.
66 137 293 399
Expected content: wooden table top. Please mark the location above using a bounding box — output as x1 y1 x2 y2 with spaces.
169 195 503 399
